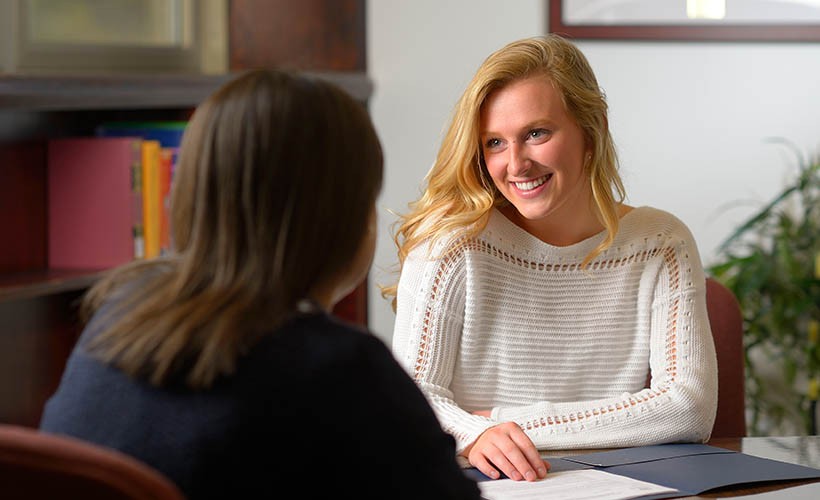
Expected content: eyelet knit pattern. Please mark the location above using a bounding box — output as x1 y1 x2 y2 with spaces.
392 207 718 453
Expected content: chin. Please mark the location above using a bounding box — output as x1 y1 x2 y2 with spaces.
512 204 554 221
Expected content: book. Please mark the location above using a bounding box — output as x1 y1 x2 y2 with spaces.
47 137 143 269
158 147 174 255
141 140 162 259
96 121 187 149
97 121 186 257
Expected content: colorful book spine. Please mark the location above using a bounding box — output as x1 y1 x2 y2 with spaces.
141 140 162 259
158 147 174 255
130 141 145 260
97 121 187 257
95 121 187 150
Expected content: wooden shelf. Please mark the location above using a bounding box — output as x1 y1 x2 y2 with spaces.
0 269 105 302
0 71 372 111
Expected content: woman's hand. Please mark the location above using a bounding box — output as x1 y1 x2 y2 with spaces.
461 421 549 481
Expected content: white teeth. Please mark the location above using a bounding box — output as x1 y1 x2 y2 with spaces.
514 175 548 191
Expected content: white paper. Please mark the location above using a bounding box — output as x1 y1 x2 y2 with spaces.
478 469 678 500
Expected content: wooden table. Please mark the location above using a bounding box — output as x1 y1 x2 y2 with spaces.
538 436 820 498
697 436 820 498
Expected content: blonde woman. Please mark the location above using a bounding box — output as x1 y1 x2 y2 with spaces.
386 35 718 482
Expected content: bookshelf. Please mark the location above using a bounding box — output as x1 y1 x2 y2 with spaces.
0 73 372 111
0 71 371 426
0 0 369 427
0 72 372 302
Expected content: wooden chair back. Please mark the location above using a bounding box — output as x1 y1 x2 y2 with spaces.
0 424 185 500
705 277 747 438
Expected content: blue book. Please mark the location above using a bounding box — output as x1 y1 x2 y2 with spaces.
96 121 187 149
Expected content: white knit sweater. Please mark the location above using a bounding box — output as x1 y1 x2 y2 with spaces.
392 207 718 453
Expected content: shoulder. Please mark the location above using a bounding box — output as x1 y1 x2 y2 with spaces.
270 311 382 351
610 207 706 274
263 312 441 416
283 317 482 498
624 206 689 229
619 206 697 244
404 227 469 267
79 259 174 344
254 312 398 376
405 210 498 262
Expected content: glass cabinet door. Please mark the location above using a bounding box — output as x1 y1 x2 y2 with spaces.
1 0 226 74
26 0 188 48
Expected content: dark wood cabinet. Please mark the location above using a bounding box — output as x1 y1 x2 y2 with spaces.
0 0 369 427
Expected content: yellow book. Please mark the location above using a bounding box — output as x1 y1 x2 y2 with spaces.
141 140 162 259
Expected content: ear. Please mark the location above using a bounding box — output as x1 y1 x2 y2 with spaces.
582 137 593 166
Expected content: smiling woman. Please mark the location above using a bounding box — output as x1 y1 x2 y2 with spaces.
382 34 719 483
480 76 595 246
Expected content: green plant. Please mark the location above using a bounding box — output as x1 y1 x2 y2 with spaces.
708 140 820 436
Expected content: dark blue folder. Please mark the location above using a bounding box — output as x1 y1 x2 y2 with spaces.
466 444 820 499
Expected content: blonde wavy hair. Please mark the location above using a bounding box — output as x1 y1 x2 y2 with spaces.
382 34 625 309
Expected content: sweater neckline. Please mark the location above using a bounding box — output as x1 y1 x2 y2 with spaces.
484 206 648 256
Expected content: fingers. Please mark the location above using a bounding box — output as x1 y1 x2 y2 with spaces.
468 422 550 482
469 447 504 480
510 427 551 478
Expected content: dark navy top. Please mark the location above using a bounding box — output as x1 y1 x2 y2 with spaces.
40 308 482 499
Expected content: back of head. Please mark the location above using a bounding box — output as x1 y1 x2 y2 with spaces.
86 68 383 387
172 69 383 308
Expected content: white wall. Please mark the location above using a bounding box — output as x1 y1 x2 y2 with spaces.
367 0 820 345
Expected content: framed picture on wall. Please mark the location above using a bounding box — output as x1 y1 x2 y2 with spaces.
548 0 820 42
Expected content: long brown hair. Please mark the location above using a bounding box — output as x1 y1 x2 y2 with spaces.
82 69 383 388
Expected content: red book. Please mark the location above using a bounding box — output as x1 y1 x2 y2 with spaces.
48 137 143 269
158 147 175 255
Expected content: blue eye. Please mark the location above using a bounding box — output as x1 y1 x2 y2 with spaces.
529 129 549 139
485 138 502 149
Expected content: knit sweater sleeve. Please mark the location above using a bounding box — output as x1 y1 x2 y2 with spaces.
391 239 496 454
491 215 718 449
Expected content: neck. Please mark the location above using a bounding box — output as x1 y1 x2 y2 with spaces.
502 199 604 247
296 297 328 314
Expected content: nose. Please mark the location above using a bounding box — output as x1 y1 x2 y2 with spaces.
508 141 531 177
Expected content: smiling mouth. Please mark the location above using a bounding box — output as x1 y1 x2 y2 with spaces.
513 174 551 191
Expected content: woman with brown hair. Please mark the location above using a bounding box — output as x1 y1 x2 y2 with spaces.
41 69 482 499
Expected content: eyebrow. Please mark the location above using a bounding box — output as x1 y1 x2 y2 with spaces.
480 119 555 139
